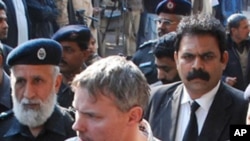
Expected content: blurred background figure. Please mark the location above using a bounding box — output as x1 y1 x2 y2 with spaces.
136 0 162 47
152 32 180 86
222 13 250 91
2 0 30 47
132 0 191 84
52 25 100 109
26 0 59 38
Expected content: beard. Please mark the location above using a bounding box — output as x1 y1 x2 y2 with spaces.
12 93 57 128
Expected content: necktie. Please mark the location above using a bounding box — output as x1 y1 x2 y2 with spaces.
183 101 200 141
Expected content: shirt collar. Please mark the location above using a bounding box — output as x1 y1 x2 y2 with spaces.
139 119 160 141
181 81 221 111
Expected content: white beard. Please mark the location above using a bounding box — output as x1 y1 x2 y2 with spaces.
12 93 57 128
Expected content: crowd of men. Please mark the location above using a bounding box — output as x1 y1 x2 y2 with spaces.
0 0 250 141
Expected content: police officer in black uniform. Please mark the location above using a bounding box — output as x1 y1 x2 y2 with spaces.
0 38 76 140
52 25 99 109
132 0 191 84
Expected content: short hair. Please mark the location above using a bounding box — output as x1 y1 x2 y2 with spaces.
0 0 6 11
71 56 150 112
153 32 176 60
227 13 247 32
175 14 227 59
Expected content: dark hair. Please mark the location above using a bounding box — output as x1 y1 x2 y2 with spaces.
153 32 176 60
227 13 247 33
0 0 6 11
175 14 226 60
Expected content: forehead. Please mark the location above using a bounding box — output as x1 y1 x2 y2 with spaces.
60 41 81 49
0 9 6 17
155 56 175 65
73 87 117 110
178 34 220 53
158 12 181 21
239 19 249 27
11 65 54 76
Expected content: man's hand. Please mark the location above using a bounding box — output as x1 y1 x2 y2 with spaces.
225 76 237 86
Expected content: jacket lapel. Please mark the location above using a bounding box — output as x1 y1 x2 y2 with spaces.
199 83 232 141
168 84 183 141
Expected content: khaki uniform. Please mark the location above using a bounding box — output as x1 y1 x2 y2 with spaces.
55 0 93 27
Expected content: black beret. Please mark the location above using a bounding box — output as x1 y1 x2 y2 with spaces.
52 24 91 43
155 0 191 16
7 38 62 66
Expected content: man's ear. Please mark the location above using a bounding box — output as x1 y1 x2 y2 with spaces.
55 74 63 93
174 51 179 65
221 51 229 71
0 53 3 67
127 106 144 125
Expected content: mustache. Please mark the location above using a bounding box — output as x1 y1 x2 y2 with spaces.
60 59 67 65
187 69 210 81
21 98 41 105
157 29 168 36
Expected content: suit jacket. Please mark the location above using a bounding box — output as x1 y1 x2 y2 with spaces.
2 0 31 47
2 44 12 75
145 81 248 141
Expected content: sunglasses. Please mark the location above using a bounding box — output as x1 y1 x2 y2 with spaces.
155 18 177 25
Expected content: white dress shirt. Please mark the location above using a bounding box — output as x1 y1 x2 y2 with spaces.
12 0 28 45
175 81 220 141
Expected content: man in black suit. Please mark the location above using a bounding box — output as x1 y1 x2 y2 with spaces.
145 14 249 141
2 0 30 47
0 1 11 75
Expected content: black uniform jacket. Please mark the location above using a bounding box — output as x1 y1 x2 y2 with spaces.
0 105 76 141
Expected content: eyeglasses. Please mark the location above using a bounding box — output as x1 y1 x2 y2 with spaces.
154 18 177 25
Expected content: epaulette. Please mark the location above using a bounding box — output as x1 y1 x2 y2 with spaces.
139 39 158 49
0 110 13 120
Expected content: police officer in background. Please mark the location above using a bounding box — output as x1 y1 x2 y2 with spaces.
0 38 76 140
52 25 101 109
152 32 180 86
132 0 191 84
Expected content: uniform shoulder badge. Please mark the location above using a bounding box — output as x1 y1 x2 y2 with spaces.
0 110 13 120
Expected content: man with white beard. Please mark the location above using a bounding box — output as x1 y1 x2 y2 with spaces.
0 38 76 140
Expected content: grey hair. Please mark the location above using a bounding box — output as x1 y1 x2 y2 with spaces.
52 66 60 79
71 56 150 112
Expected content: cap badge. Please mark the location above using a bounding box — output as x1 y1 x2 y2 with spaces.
37 48 46 60
166 1 175 11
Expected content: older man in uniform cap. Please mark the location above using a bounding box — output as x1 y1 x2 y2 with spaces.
52 25 101 109
0 38 76 140
132 0 191 84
